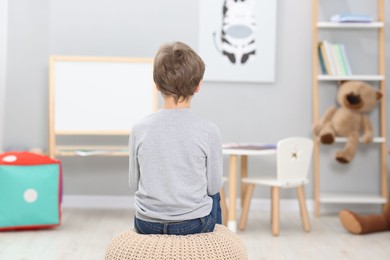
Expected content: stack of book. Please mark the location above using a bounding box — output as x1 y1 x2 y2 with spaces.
318 41 352 75
330 13 373 23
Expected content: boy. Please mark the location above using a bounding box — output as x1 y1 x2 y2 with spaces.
129 42 223 235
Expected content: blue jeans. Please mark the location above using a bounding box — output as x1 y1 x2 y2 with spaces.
134 193 222 235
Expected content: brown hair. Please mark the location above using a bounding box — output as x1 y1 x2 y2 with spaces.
153 42 205 104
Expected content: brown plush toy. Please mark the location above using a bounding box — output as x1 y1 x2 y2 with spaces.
313 81 382 163
339 203 390 234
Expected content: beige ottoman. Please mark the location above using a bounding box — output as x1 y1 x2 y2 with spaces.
105 224 247 260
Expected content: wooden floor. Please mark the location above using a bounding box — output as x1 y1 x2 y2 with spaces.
1 208 390 260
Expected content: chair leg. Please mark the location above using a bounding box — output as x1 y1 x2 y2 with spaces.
271 186 280 236
220 187 228 226
238 184 255 231
296 185 311 232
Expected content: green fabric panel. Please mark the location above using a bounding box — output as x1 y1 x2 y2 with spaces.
0 164 60 228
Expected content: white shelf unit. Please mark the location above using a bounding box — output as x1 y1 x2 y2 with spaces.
319 193 387 204
312 0 388 216
317 22 384 29
334 137 385 143
317 75 385 81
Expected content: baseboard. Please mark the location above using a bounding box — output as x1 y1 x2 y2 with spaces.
63 195 134 209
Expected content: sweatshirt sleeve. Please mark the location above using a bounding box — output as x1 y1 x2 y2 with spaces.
206 124 223 195
128 130 140 193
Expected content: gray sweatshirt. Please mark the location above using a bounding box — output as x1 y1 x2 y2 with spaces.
129 109 223 222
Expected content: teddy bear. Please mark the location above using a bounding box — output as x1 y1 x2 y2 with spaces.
339 202 390 234
313 81 382 163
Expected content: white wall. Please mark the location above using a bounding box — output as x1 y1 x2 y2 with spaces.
0 0 7 151
3 0 390 200
4 0 50 150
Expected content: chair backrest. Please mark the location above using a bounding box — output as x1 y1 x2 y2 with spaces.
276 137 313 181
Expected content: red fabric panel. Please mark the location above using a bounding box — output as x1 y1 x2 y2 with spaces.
0 223 61 231
0 152 60 165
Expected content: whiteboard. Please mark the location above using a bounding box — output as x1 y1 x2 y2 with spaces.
50 56 156 133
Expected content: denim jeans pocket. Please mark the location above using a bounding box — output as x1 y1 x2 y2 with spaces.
200 214 215 233
135 218 162 234
167 218 204 235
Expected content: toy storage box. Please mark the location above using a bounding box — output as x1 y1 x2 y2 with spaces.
0 152 62 231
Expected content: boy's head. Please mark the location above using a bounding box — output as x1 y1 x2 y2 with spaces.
153 42 205 104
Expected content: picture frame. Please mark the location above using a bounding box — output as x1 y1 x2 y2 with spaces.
199 0 278 83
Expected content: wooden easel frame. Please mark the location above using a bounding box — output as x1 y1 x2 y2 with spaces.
48 56 158 158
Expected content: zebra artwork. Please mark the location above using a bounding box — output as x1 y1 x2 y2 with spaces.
213 0 257 65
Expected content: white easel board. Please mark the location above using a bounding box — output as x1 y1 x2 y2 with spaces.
49 56 156 134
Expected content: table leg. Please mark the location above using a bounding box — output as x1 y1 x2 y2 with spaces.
240 155 248 208
272 186 280 236
228 155 238 232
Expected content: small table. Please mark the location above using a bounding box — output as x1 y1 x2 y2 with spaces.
222 144 277 232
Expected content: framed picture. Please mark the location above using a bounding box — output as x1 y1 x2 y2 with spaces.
199 0 277 83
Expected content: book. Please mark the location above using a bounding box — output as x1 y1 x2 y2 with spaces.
318 42 332 74
222 143 276 150
331 43 343 75
323 41 339 75
340 44 352 75
318 43 327 74
330 13 373 23
333 44 347 75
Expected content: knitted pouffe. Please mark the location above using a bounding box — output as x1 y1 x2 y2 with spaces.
105 224 247 260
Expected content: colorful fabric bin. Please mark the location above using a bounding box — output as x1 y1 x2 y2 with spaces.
0 152 62 231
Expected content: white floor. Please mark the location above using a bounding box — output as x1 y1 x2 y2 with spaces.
1 208 390 260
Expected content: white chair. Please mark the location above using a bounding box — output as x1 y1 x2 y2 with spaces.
238 137 313 236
